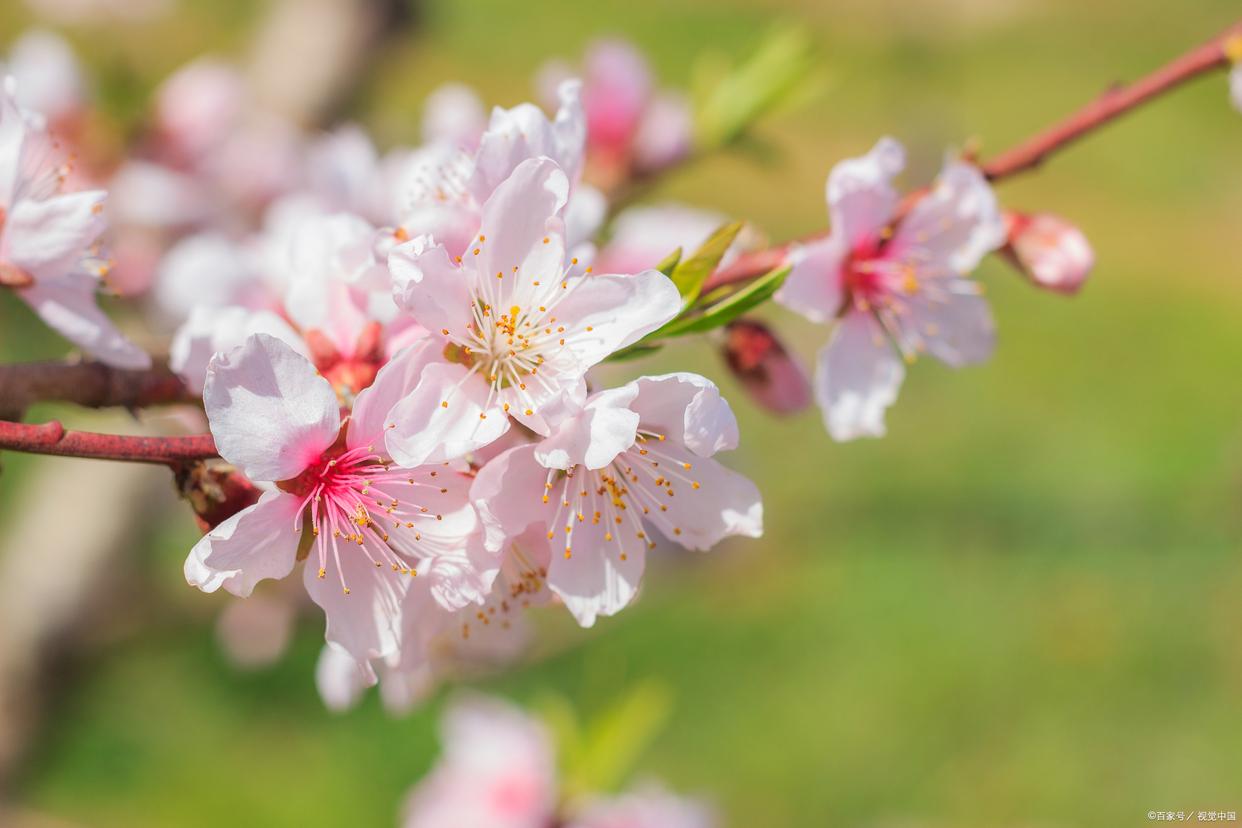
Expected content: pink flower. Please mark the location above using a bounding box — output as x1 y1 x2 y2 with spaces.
775 137 1004 440
0 79 149 368
384 157 680 467
538 39 692 183
185 334 492 664
1003 211 1093 294
421 83 487 151
402 696 558 828
472 372 763 626
4 30 86 129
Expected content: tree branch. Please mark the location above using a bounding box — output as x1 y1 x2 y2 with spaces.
979 20 1242 181
702 19 1241 293
0 357 196 420
0 420 216 467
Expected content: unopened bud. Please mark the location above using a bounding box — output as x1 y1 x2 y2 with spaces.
722 319 811 415
1004 212 1093 295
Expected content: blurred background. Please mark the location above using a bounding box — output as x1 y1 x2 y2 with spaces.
2 0 1242 825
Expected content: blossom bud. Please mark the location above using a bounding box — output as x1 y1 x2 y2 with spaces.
722 319 811 415
1004 211 1093 295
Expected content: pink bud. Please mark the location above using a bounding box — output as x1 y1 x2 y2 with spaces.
1005 211 1093 294
723 319 812 415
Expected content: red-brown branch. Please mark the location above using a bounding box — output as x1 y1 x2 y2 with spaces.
0 357 197 420
979 20 1242 180
704 19 1242 293
0 420 217 467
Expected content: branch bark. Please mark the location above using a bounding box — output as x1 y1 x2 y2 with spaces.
0 357 195 420
0 420 216 467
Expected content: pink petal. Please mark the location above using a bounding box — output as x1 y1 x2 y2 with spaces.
303 543 409 662
383 361 509 467
184 490 303 597
203 333 342 482
815 312 905 441
4 190 105 279
828 136 905 245
626 373 740 457
534 385 640 470
775 234 847 324
346 337 439 451
18 271 151 369
389 236 474 339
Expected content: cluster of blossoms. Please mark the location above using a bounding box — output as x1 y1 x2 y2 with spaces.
29 17 1242 712
402 695 714 828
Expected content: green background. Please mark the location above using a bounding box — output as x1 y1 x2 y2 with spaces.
2 0 1242 825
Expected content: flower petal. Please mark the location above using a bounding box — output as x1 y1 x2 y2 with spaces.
893 159 1004 274
315 643 377 713
346 336 438 450
534 385 640 470
775 235 846 324
815 312 906 441
553 269 681 367
906 288 995 368
384 361 509 467
828 136 905 244
642 452 763 549
303 541 409 662
204 333 341 482
470 444 549 552
18 272 151 368
477 156 569 282
547 528 645 627
170 306 305 395
184 490 303 597
4 190 106 279
626 372 740 457
389 236 474 340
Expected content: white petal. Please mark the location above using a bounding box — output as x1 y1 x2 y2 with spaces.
547 529 645 627
304 543 408 662
774 235 846 324
18 272 151 369
170 306 304 395
315 643 377 713
894 159 1004 274
184 490 303 597
4 190 105 279
642 452 763 549
470 444 549 553
346 337 438 450
534 385 640 470
203 333 341 482
477 156 569 281
828 136 905 244
553 269 681 367
906 289 995 368
389 236 474 339
384 361 509 467
815 312 905 441
627 372 740 457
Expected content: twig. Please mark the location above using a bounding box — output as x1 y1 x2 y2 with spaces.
0 357 196 420
0 420 216 467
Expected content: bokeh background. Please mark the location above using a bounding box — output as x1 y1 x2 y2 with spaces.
2 0 1242 825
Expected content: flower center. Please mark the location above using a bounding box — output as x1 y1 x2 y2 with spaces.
279 444 450 594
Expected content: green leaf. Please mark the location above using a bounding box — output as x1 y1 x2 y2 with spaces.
658 263 791 337
695 24 817 148
604 342 664 363
560 681 673 797
654 247 682 277
669 221 743 307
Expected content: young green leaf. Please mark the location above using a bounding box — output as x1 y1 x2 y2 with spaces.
669 221 743 307
658 263 791 337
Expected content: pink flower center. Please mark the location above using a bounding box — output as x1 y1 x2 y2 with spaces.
280 444 449 594
841 236 920 314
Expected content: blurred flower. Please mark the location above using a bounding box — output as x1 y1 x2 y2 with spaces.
402 696 716 828
594 203 742 274
215 591 297 670
421 83 487 151
403 696 559 828
472 372 763 626
0 78 149 368
1227 34 1242 112
775 137 1004 441
185 333 494 667
1003 211 1093 294
3 29 86 130
722 318 811 415
538 39 693 188
384 157 680 466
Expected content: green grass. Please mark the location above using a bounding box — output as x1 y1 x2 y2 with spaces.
5 0 1242 825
